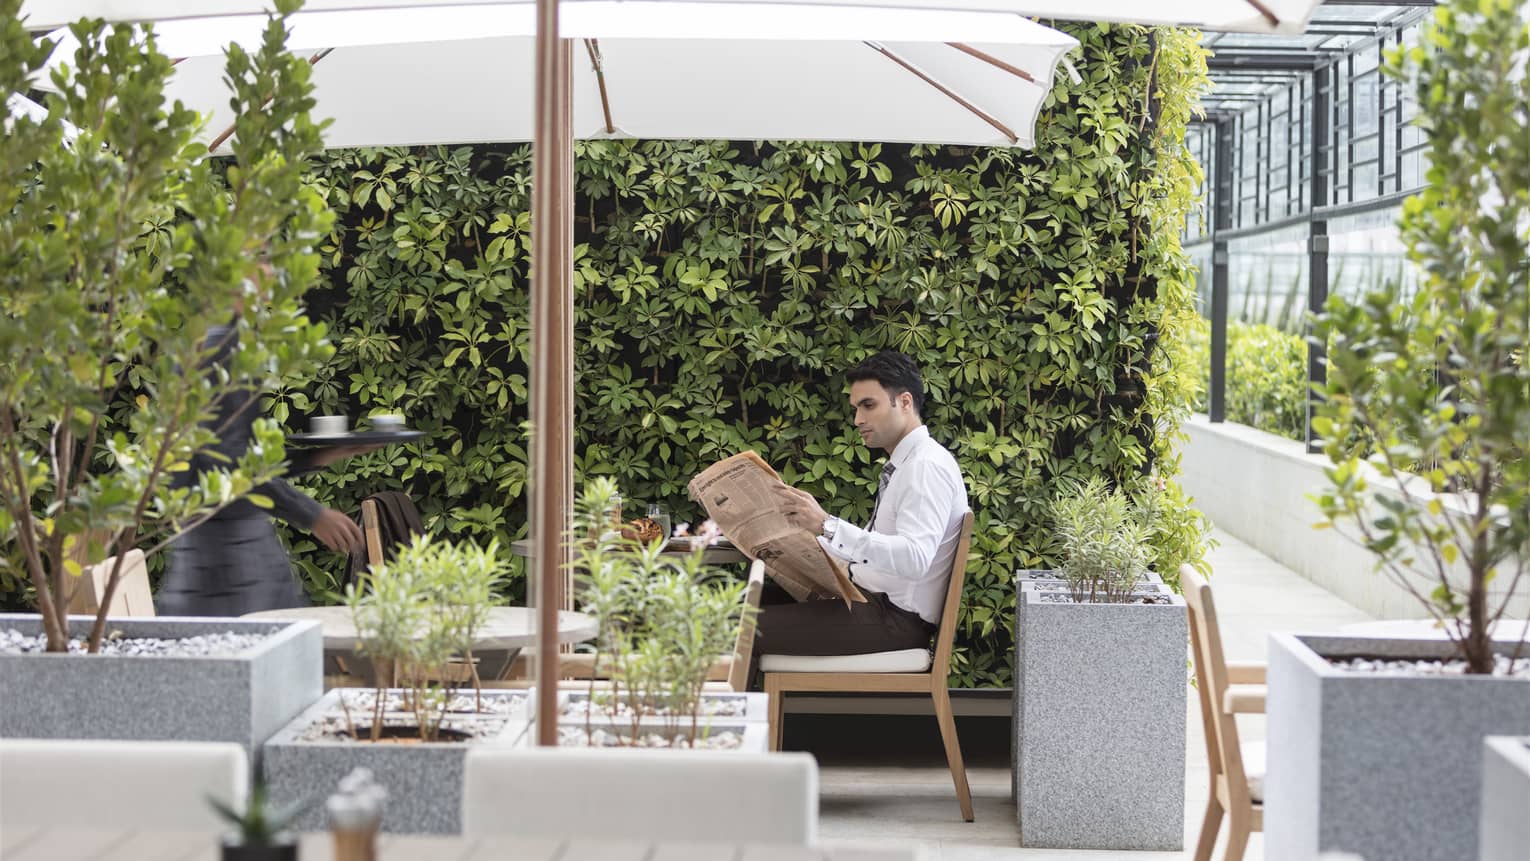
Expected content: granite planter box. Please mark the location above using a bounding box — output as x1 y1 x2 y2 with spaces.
0 613 321 761
1480 736 1530 861
1012 581 1187 851
1265 634 1530 861
262 687 531 835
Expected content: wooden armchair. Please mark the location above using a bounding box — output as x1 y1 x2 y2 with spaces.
1183 565 1268 861
68 549 154 617
761 511 975 822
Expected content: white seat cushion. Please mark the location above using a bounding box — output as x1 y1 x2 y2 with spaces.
1243 740 1266 802
760 648 932 673
463 747 818 844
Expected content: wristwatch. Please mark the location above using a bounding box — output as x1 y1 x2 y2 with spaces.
820 516 839 542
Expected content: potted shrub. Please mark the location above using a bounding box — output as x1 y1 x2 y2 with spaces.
209 779 304 861
261 535 526 834
0 0 327 754
1265 4 1530 860
1013 476 1187 851
558 477 765 751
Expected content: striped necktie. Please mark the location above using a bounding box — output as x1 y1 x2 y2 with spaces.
868 461 897 528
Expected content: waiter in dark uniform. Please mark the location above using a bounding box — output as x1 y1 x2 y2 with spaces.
157 314 374 617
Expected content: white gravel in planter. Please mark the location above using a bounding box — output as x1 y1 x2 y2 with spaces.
559 695 749 721
558 725 746 749
0 628 270 657
1329 654 1530 679
292 689 529 743
1035 591 1173 605
336 689 528 716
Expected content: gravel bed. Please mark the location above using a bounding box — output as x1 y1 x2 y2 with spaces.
293 689 525 743
560 695 747 720
1036 592 1173 605
1329 653 1530 679
336 689 526 716
0 628 269 657
558 725 744 749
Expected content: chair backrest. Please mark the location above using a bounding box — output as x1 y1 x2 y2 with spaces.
360 496 387 569
931 511 975 675
68 549 154 617
462 747 818 844
1181 565 1250 799
0 739 247 831
726 559 768 692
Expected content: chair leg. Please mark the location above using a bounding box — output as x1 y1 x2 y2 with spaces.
1193 797 1224 861
1223 808 1252 861
765 675 784 752
931 684 974 822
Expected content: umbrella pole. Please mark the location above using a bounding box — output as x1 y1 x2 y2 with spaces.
531 0 574 747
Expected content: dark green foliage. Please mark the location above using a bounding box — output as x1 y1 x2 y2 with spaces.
285 24 1207 686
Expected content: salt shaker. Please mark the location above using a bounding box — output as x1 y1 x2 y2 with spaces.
327 767 387 861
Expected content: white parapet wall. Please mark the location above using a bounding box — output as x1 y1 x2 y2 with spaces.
1178 415 1528 621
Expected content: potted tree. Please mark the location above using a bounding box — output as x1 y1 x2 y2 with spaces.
261 534 525 835
1013 476 1187 851
0 0 328 755
557 477 765 750
1265 3 1530 860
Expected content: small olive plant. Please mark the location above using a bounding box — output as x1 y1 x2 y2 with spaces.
1313 0 1529 675
1049 476 1155 603
343 535 507 741
573 477 751 747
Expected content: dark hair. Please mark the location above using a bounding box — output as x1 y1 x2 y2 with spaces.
845 351 926 415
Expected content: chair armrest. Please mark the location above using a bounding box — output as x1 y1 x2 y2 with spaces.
1222 685 1266 715
1226 661 1267 685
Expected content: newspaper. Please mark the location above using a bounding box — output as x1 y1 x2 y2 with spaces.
688 451 866 608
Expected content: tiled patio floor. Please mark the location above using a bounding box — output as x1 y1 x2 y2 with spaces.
815 527 1374 860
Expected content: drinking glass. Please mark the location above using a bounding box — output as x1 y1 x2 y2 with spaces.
646 503 672 543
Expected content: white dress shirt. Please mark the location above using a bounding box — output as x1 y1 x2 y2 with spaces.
818 425 969 624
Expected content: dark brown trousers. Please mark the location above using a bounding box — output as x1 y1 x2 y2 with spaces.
748 582 936 689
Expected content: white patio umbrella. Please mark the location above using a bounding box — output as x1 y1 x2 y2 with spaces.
21 0 1328 36
40 3 1080 150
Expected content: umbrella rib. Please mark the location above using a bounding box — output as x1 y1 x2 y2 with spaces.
208 47 334 152
945 42 1037 86
583 38 615 135
1243 0 1281 28
864 41 1016 145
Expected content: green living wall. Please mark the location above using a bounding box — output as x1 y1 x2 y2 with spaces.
277 23 1211 687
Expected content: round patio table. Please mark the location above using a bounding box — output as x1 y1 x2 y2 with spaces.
241 605 597 684
242 605 596 651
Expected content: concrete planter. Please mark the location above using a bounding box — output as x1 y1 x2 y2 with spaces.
1480 736 1530 861
1266 634 1530 861
0 614 321 761
1012 583 1187 850
262 688 531 834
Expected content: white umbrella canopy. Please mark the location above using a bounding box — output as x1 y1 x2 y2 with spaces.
40 3 1080 150
21 0 1327 35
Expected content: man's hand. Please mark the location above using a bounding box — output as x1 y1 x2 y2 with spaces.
772 484 830 535
311 507 364 552
306 443 386 468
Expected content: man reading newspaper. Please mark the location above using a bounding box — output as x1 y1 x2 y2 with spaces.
691 352 969 690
